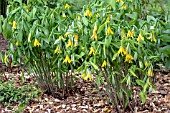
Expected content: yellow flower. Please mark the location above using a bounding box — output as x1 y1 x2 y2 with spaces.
84 10 92 17
144 61 149 67
147 33 156 42
62 13 66 18
118 46 127 55
51 13 54 18
116 0 123 2
54 46 59 54
81 72 86 78
59 36 63 40
8 21 12 25
137 33 144 43
106 26 114 35
152 33 156 42
12 21 17 30
106 14 111 23
121 29 125 38
148 69 153 77
78 16 81 20
96 13 100 17
127 30 135 38
65 32 71 37
65 4 71 9
89 47 95 55
74 34 79 41
4 55 8 64
91 23 98 40
124 54 134 63
66 39 73 48
121 3 126 9
63 55 72 64
83 74 93 81
28 33 31 42
34 39 41 47
101 60 107 68
16 41 18 46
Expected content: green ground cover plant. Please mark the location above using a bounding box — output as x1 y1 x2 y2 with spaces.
0 0 169 112
0 79 42 110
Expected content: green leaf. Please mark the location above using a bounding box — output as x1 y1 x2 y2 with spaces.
105 35 112 47
159 35 170 42
136 79 145 87
165 58 170 71
97 23 105 34
160 45 170 55
18 103 26 111
82 17 88 26
140 91 146 104
112 53 117 61
125 12 138 19
90 61 99 70
147 15 156 22
134 52 138 61
0 96 4 102
107 0 116 10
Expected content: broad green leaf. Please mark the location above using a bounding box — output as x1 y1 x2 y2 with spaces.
90 61 99 70
159 35 170 42
82 17 88 26
140 91 146 104
165 58 170 71
136 79 145 87
18 103 26 111
105 35 112 47
97 23 105 34
125 12 138 19
160 45 170 55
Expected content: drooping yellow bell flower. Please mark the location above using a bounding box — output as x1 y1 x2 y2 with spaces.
16 41 19 46
81 72 86 79
148 69 153 77
124 54 134 63
51 13 54 18
28 33 31 42
126 30 135 38
91 23 98 40
144 61 149 67
65 32 71 37
12 21 17 30
121 3 127 9
34 39 41 47
106 26 114 35
117 46 127 55
78 16 81 21
84 9 92 17
106 14 111 23
74 34 79 41
54 46 59 54
121 29 125 38
66 39 73 48
4 55 8 64
152 33 156 42
137 33 144 43
83 74 93 81
65 4 71 9
101 60 107 68
89 47 95 55
63 55 72 64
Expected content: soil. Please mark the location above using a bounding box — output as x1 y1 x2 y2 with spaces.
0 34 170 113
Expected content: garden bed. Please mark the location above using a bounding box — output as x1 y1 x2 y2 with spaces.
0 70 169 112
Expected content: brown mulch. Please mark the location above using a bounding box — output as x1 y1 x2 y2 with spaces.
0 34 170 113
